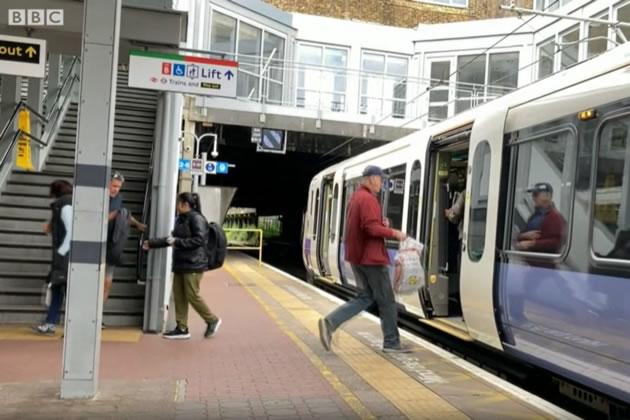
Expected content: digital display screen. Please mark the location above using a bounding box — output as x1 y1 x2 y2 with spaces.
261 129 285 151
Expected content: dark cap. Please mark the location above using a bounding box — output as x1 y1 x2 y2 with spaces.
363 165 387 179
527 182 553 195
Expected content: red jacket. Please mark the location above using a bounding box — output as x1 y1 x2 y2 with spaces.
344 185 395 265
520 205 566 253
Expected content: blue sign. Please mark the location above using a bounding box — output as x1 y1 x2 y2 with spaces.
216 161 229 174
173 63 186 77
178 158 191 171
204 161 216 174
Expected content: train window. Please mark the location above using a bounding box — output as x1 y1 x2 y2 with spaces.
312 189 320 236
468 141 491 261
407 160 422 238
592 116 630 260
508 129 574 255
383 164 407 232
340 177 360 241
330 184 339 242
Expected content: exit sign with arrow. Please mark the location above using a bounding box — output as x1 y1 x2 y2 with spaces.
0 34 46 78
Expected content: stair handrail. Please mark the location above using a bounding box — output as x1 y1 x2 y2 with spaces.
136 131 156 284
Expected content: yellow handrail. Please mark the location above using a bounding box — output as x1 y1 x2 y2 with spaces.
224 228 263 265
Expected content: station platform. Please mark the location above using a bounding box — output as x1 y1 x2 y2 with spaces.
0 254 575 419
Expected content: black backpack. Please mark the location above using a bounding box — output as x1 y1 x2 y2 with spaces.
207 222 227 270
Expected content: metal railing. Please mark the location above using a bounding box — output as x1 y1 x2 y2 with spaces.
136 133 156 285
224 228 263 265
0 57 80 174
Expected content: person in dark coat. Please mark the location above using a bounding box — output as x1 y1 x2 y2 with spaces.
34 180 73 335
143 192 221 340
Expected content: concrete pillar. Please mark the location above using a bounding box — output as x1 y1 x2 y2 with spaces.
47 54 62 98
179 118 195 193
60 0 121 400
27 78 44 170
144 92 182 334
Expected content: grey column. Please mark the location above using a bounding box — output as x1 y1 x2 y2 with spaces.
143 92 182 333
27 77 43 169
60 0 121 400
47 54 62 99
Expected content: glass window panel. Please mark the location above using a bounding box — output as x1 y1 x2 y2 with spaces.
592 117 630 259
560 26 580 70
429 106 448 122
616 3 630 44
468 142 491 261
237 22 261 99
538 40 555 79
407 161 422 239
455 54 486 114
324 48 348 96
264 32 284 83
386 56 408 76
210 11 236 54
510 131 574 254
488 52 519 96
588 16 609 58
297 45 323 93
362 53 385 73
382 164 407 232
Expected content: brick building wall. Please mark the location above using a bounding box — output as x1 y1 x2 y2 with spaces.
264 0 534 27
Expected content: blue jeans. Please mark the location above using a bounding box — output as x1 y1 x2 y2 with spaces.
45 284 66 325
325 264 400 347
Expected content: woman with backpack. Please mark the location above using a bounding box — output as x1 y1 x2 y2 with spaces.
143 192 221 340
34 180 73 335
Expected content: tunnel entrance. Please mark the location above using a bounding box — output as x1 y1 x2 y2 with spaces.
196 123 386 277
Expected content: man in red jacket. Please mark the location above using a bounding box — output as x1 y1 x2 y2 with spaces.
515 182 566 253
318 166 412 353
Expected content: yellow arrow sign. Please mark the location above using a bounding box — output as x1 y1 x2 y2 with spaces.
25 46 37 58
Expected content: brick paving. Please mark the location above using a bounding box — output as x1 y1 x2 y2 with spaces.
0 267 374 419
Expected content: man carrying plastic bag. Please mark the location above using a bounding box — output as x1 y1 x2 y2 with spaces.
393 238 425 295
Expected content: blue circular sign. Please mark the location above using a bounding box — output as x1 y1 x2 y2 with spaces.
205 162 215 172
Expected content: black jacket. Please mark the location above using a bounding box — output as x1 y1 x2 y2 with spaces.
50 194 73 284
148 210 209 273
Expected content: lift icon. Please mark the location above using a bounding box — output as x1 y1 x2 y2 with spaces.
204 161 216 174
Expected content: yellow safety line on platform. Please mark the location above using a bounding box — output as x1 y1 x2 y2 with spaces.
227 261 469 420
224 265 376 420
173 379 187 402
0 326 142 343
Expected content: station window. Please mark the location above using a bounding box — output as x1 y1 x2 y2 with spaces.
428 61 451 123
507 130 575 255
615 2 630 44
592 115 630 261
454 52 519 114
296 43 348 112
360 52 408 118
468 142 491 261
407 160 422 238
587 12 610 58
537 39 555 79
209 9 286 103
560 25 580 70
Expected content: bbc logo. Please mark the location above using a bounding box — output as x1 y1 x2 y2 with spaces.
9 9 64 26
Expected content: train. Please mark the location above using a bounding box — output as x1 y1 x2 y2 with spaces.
302 41 630 407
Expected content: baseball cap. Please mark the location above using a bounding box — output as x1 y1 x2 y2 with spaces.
363 165 387 179
527 182 553 195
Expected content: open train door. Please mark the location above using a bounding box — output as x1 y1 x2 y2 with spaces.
459 106 507 350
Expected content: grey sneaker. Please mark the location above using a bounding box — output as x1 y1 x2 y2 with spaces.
318 318 332 351
204 318 222 338
32 323 55 336
162 327 191 340
382 343 414 353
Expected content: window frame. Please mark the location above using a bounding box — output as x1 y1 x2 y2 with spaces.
589 108 630 268
467 140 492 262
295 41 351 112
359 49 410 118
586 10 611 59
406 160 423 240
501 124 578 261
411 0 468 9
537 38 556 80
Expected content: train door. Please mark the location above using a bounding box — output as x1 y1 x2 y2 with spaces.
327 178 342 282
419 125 470 331
317 176 334 277
458 108 506 350
310 186 321 275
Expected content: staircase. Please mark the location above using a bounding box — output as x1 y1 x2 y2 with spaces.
0 69 159 326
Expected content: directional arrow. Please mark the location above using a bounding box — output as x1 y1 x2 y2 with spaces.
25 46 37 58
225 70 234 81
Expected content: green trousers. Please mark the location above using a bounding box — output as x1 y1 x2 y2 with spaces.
173 272 218 330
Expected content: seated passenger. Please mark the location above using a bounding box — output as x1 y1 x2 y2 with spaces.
515 182 566 253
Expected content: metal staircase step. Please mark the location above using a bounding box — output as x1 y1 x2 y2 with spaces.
0 206 50 221
0 304 143 326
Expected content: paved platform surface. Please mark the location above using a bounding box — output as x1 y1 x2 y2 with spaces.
0 254 575 419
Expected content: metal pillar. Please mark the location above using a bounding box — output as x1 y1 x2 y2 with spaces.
144 92 182 333
60 0 121 400
47 54 62 97
27 78 44 170
0 76 22 191
179 119 195 193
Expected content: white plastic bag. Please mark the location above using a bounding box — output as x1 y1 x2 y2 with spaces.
42 283 52 307
392 238 425 295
